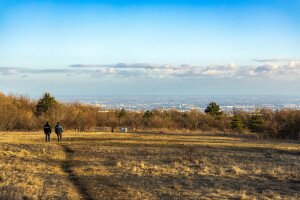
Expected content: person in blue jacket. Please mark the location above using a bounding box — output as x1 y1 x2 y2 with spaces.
55 122 64 142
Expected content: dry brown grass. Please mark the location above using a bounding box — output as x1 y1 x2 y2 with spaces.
0 132 299 200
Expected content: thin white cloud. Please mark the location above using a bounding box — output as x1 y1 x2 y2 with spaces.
1 61 300 80
70 63 190 70
0 67 79 74
0 67 20 75
253 58 300 63
254 63 278 73
284 61 300 69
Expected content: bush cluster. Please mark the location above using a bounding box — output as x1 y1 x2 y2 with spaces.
0 93 98 131
0 93 299 139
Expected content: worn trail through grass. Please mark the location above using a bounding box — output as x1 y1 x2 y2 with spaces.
60 144 94 200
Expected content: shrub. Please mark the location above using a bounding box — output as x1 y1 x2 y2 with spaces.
275 109 300 139
248 114 264 133
230 115 244 133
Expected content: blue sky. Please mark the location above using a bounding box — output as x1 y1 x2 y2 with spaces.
0 0 299 96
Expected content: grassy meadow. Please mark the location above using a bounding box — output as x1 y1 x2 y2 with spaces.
0 131 299 200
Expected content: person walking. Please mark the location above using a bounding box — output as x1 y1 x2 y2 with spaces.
44 122 52 142
55 122 63 142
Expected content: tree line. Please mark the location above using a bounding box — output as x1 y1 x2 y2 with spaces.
0 93 299 139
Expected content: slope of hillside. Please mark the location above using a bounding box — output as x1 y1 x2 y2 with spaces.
0 132 299 199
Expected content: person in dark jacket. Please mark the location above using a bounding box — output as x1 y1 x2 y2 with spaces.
44 122 52 142
55 122 63 142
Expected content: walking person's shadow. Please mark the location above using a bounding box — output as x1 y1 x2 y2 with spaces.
61 145 94 200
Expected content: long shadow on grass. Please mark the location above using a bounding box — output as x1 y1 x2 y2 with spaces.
61 145 94 200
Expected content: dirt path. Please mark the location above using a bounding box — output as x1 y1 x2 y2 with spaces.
60 144 94 200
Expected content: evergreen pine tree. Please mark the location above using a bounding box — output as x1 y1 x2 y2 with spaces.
35 93 57 116
204 102 223 117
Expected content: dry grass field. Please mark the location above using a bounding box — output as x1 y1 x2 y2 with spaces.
0 131 299 200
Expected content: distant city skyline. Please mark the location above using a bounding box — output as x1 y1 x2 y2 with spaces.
0 0 299 96
56 95 300 112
